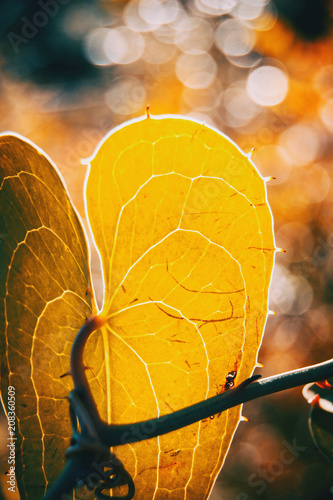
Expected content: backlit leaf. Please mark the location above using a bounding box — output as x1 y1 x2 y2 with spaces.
0 134 94 499
85 115 275 499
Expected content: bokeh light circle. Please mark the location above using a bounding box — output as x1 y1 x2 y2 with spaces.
105 77 146 115
270 265 313 315
224 83 260 126
195 0 237 16
139 0 179 26
142 34 177 64
175 17 214 55
233 0 267 22
215 18 255 57
320 98 333 132
279 123 321 166
104 27 145 65
247 65 288 106
176 52 217 89
84 28 112 66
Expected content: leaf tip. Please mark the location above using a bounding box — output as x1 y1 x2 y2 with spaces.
264 176 276 182
275 247 286 253
146 106 151 119
240 415 250 422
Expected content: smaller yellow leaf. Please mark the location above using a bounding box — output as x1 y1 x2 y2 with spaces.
0 134 94 500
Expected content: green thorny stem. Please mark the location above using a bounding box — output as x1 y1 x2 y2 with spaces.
42 315 333 500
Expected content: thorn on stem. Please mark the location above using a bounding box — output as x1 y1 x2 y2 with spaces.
236 374 262 391
247 147 255 158
60 371 72 379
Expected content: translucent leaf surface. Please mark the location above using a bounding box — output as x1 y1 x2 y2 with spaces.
0 135 93 499
85 115 275 500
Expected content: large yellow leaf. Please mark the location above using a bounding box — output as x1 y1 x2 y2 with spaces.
0 135 94 499
85 115 275 499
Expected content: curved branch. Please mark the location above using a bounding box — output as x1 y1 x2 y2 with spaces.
101 358 333 446
43 317 332 500
70 315 105 427
70 316 333 446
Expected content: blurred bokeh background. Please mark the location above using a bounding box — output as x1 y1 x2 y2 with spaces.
1 0 333 498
